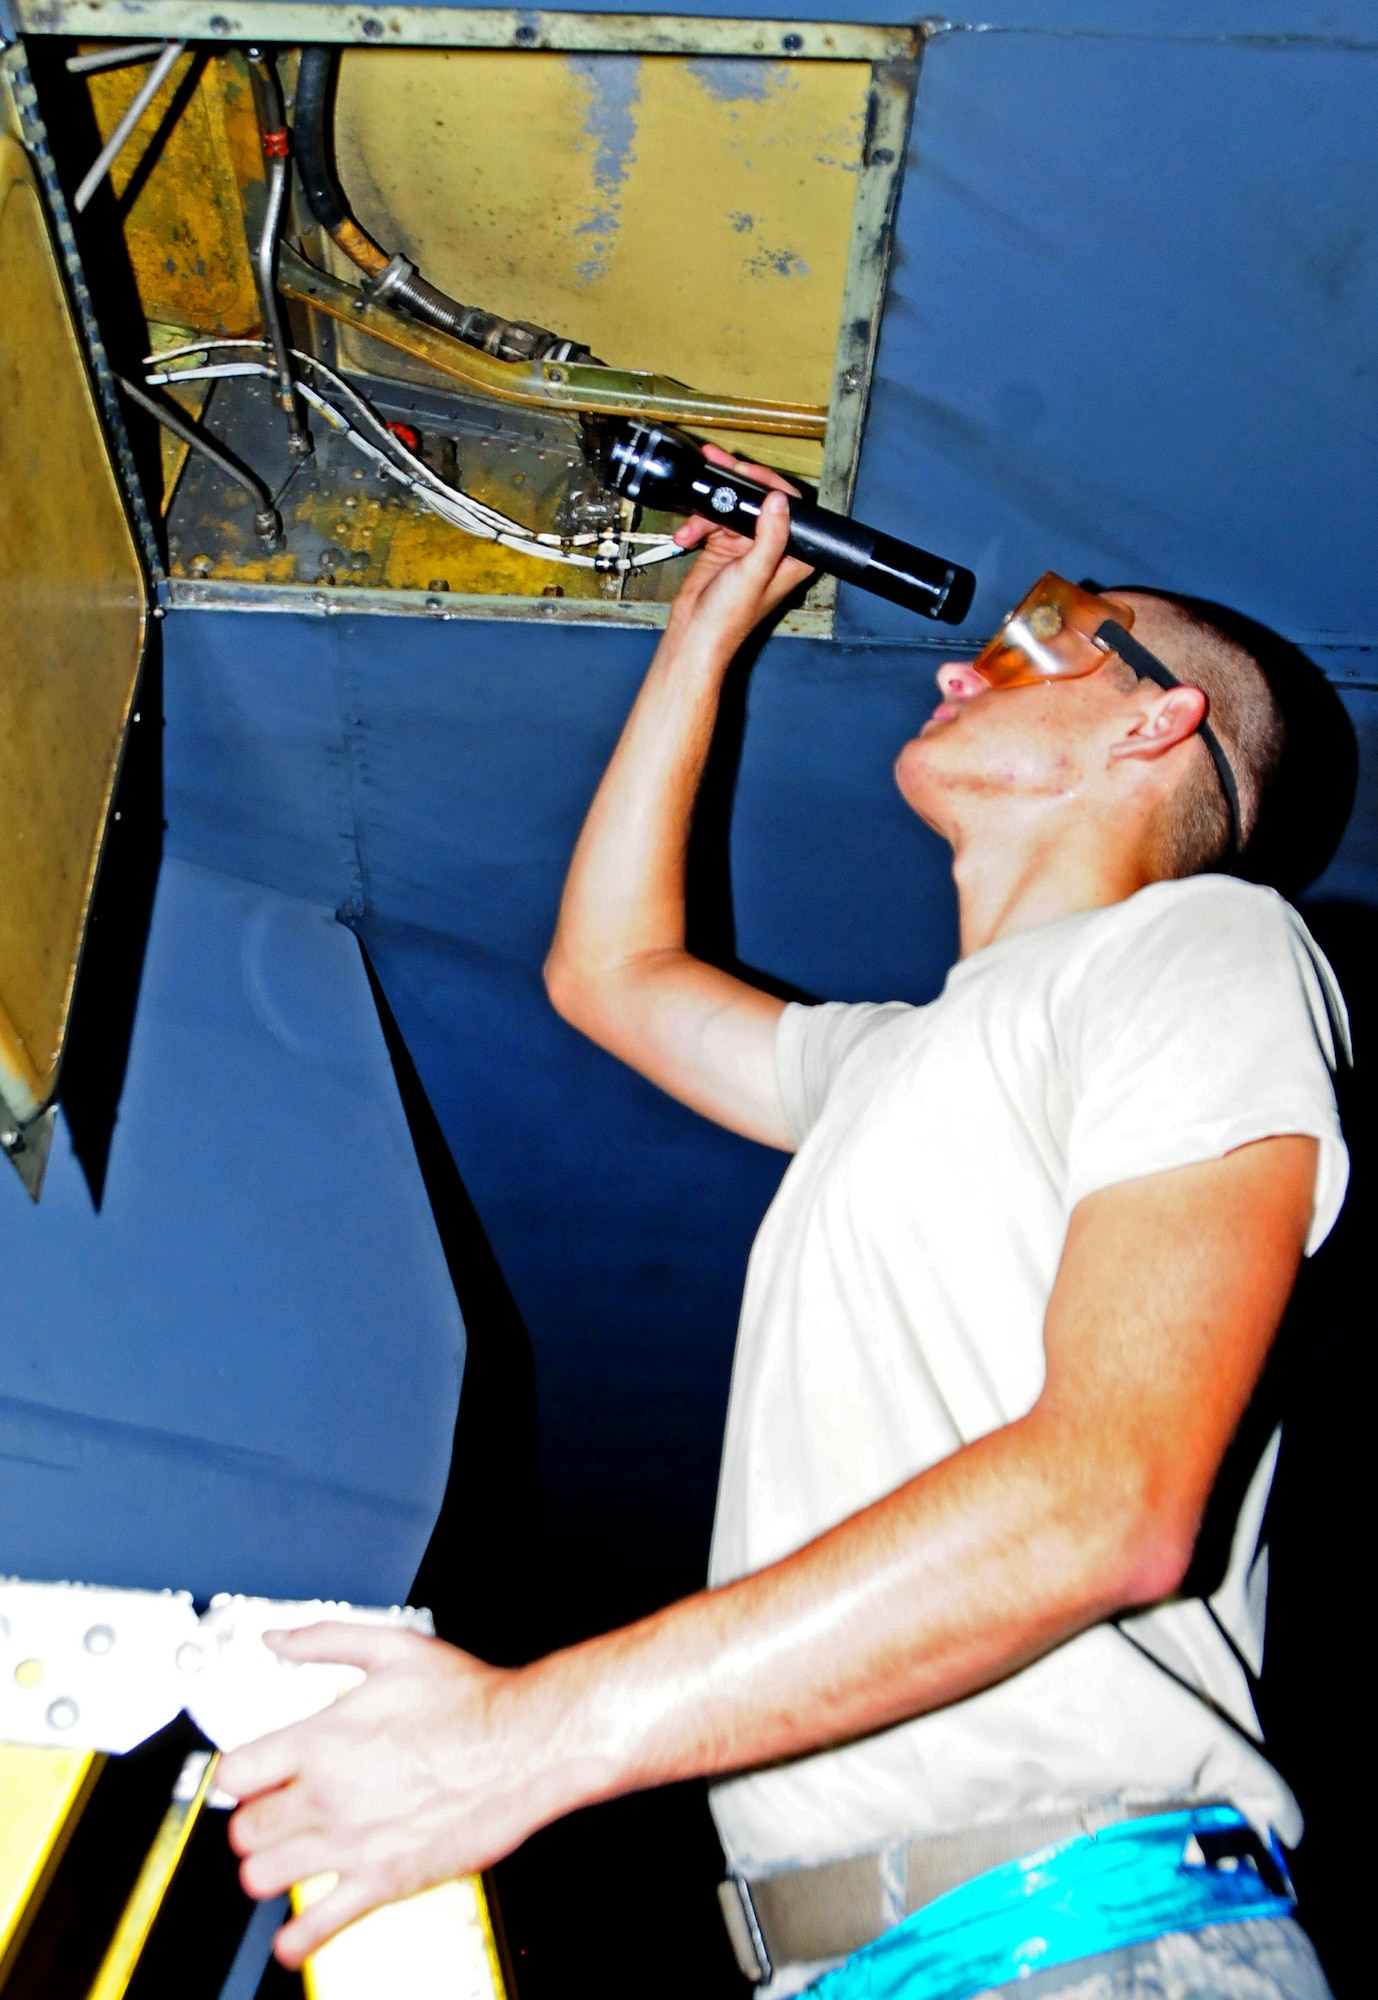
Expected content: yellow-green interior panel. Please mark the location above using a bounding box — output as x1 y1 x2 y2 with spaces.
0 128 148 1136
85 47 265 339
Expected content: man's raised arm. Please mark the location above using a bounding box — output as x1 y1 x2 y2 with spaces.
543 457 813 1150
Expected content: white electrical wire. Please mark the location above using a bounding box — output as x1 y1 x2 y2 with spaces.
144 364 270 384
143 344 686 575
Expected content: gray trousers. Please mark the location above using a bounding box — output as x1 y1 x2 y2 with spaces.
980 1919 1334 2000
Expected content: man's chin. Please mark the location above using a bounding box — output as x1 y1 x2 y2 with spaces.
894 740 936 809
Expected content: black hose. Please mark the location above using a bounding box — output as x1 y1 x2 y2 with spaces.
116 376 284 548
293 46 350 242
292 45 598 361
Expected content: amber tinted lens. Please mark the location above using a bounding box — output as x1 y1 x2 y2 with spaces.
974 573 1134 687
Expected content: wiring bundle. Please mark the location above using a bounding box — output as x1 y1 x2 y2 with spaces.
141 343 687 578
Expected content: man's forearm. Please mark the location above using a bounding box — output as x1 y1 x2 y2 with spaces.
545 616 733 1012
544 493 799 1145
486 1401 1151 1830
223 1142 1312 1964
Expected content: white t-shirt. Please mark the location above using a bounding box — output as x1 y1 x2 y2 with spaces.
708 877 1349 1881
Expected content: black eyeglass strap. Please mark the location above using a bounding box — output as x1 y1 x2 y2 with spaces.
1095 619 1241 860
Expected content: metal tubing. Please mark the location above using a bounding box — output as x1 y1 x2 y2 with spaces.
276 245 828 437
73 39 185 214
245 48 312 459
115 375 284 546
257 154 310 453
66 42 168 75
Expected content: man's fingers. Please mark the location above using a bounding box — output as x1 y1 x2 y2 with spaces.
240 1831 343 1902
262 1621 419 1671
227 1772 316 1854
272 1875 383 1968
748 489 794 570
220 1726 305 1806
700 441 801 498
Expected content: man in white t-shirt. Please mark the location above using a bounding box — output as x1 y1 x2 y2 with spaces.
223 457 1348 1999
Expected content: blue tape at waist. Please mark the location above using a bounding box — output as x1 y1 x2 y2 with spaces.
807 1806 1294 2000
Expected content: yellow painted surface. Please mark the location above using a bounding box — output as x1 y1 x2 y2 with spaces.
85 48 263 335
330 49 872 479
378 506 605 598
294 1871 507 2000
0 135 146 1124
87 1752 220 2000
0 1743 103 1984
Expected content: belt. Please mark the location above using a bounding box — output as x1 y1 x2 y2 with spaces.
718 1800 1266 1983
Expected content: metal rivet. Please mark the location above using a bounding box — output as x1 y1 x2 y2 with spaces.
781 31 803 51
175 1640 206 1674
514 22 537 42
46 1697 79 1731
84 1624 116 1655
869 147 894 166
361 15 384 36
207 14 230 33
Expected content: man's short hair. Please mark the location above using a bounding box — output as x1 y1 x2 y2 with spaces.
1106 589 1357 898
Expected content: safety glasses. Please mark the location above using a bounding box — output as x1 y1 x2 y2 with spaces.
972 573 1241 859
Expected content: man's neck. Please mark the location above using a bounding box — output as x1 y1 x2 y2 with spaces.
951 815 1158 959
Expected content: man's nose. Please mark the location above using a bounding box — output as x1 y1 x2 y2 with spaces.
935 660 990 702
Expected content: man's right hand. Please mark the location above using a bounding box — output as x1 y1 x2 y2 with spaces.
663 445 816 658
543 445 813 1150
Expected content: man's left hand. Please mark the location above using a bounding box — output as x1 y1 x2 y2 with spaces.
221 1625 551 1967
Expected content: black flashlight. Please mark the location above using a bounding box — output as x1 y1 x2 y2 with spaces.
596 419 976 626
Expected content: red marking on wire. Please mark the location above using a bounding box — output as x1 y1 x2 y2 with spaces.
262 129 290 158
386 421 421 451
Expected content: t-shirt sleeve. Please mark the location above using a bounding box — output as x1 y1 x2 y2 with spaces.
1065 884 1349 1255
774 999 914 1147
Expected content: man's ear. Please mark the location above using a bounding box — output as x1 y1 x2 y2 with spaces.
1107 683 1208 764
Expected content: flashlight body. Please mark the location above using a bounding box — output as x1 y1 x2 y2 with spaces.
598 420 975 626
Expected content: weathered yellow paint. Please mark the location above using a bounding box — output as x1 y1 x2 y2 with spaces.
381 507 608 598
0 133 147 1127
328 49 872 479
84 47 263 336
293 1871 509 2000
0 1743 104 1984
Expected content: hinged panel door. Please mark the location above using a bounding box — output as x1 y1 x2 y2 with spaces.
0 105 148 1189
